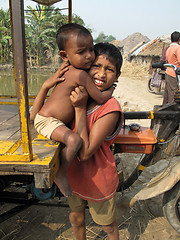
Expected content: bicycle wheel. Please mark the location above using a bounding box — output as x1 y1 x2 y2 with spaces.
163 181 180 234
159 79 165 95
148 77 155 93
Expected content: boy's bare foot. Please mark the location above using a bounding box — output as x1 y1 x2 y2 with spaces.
54 175 72 197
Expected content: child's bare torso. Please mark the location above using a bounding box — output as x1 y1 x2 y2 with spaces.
39 66 84 124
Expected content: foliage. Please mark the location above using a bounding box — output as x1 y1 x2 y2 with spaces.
24 4 86 67
0 5 116 67
94 32 116 44
0 9 11 63
25 5 58 66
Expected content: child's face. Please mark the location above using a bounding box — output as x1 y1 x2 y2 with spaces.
88 54 120 91
60 34 95 69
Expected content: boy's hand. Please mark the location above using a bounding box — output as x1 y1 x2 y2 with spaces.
42 62 69 90
70 86 88 108
106 85 115 95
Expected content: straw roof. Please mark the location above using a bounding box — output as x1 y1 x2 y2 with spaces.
138 39 169 57
118 32 150 55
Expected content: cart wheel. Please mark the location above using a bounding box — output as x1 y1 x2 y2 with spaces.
148 77 155 93
163 181 180 234
0 177 6 191
31 183 57 201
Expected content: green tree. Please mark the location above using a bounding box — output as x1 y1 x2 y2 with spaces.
0 6 92 66
94 32 116 44
25 4 57 66
25 4 89 67
25 4 86 67
0 9 11 63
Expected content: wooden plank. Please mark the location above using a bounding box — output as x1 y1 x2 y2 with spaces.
0 102 61 188
0 140 60 170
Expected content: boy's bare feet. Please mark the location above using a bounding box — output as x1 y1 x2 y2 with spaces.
54 175 72 197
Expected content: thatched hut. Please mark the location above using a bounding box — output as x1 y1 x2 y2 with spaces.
128 35 170 74
111 32 150 56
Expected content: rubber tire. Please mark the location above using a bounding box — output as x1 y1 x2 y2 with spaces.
163 181 180 234
148 77 163 95
148 77 155 93
31 183 57 201
159 80 165 94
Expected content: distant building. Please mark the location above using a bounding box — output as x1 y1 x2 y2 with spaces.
111 32 150 56
128 35 170 74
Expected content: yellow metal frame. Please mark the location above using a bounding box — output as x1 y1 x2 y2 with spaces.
0 0 72 188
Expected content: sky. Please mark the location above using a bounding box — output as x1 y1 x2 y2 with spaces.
1 0 180 41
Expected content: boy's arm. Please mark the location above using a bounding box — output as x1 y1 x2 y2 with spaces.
70 86 120 161
78 71 114 104
30 63 69 120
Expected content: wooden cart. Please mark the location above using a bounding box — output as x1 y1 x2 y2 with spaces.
0 0 71 191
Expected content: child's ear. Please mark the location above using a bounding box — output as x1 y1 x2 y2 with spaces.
116 72 121 80
59 50 68 62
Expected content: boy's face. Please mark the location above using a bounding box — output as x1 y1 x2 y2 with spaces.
60 34 95 69
88 54 120 91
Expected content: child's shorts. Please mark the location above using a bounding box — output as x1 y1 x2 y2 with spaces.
68 194 117 226
34 113 65 139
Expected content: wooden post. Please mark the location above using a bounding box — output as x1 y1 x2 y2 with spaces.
68 0 72 23
9 0 33 161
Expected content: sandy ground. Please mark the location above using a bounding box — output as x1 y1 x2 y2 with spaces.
114 76 163 127
0 76 180 240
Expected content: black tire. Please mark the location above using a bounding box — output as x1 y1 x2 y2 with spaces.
160 79 165 91
148 77 164 95
148 77 155 93
163 181 180 234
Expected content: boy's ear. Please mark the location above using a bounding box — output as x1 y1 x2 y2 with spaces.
116 72 121 79
59 50 68 61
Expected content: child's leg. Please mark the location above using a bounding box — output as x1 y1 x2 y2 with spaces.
88 195 119 239
102 221 119 240
69 211 86 240
51 125 82 197
68 194 87 240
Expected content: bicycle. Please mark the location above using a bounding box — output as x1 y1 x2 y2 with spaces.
148 68 165 94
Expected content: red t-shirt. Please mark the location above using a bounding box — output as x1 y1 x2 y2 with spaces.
67 97 123 202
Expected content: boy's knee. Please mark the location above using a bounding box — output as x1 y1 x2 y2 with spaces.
69 211 85 227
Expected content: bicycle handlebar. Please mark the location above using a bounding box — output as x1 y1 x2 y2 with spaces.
152 62 165 69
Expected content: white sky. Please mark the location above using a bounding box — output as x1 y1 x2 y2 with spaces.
1 0 180 41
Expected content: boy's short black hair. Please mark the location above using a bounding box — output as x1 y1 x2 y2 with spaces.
56 23 92 51
94 42 123 76
171 31 180 42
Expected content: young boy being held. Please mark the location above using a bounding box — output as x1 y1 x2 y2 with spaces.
33 24 114 197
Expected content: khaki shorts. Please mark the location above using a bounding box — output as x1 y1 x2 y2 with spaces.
34 113 65 139
68 194 117 226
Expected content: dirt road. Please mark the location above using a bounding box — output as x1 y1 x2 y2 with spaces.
0 77 180 240
114 76 163 110
114 76 163 127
